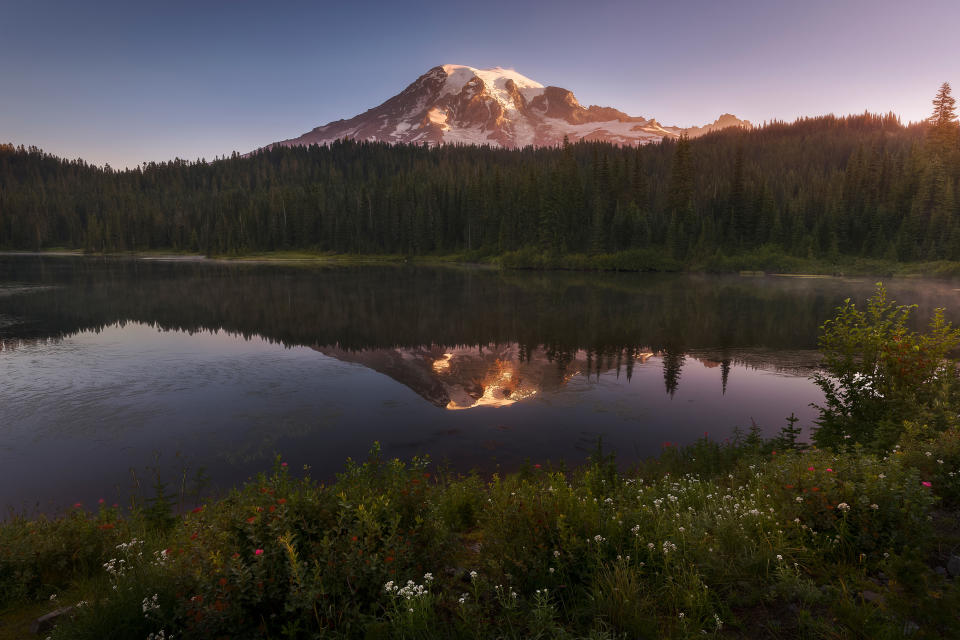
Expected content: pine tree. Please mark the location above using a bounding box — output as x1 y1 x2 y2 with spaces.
928 82 959 153
930 82 957 128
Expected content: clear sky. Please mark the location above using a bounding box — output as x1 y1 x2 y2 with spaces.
2 0 957 168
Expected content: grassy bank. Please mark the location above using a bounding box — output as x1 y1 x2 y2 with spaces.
500 246 960 278
2 434 959 640
14 246 960 278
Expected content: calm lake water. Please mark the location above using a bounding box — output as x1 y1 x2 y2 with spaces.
3 254 959 513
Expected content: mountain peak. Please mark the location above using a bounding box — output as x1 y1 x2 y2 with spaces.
265 65 750 150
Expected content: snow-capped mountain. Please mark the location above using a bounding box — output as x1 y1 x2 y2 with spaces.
264 64 751 150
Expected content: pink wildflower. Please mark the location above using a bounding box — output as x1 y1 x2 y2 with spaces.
922 481 932 487
826 468 833 473
254 549 264 556
281 462 288 467
808 466 815 471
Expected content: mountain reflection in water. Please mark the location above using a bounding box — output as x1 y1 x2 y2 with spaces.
314 344 821 410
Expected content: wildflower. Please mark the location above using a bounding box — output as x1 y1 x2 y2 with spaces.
837 502 851 512
281 462 288 467
776 554 783 561
458 593 469 605
423 572 434 583
826 468 833 473
142 594 160 615
549 567 555 574
922 481 932 487
807 466 815 471
49 594 57 601
870 503 879 510
878 473 886 479
679 612 685 619
795 496 804 503
593 535 605 544
714 613 723 629
254 549 264 556
469 570 478 581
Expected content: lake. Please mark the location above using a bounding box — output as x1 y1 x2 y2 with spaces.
2 255 958 514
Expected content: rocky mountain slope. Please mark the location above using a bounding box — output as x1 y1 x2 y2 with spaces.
265 64 750 150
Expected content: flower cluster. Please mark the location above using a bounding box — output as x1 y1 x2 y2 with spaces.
142 593 160 617
384 579 430 600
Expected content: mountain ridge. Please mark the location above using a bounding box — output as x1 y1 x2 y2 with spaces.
263 64 751 150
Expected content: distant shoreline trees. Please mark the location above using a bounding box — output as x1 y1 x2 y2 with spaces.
0 86 958 264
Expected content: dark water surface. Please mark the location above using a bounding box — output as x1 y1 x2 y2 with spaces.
3 255 959 513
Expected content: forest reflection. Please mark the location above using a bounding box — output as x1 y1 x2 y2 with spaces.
4 255 956 400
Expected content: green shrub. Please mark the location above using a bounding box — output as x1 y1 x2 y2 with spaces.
812 283 960 450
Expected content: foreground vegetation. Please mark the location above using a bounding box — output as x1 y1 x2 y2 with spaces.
3 286 960 639
2 437 958 639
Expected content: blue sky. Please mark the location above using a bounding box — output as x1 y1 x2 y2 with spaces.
2 0 957 168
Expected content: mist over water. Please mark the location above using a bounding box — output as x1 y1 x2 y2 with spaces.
2 255 958 514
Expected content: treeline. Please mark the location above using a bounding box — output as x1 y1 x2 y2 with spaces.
1 107 959 262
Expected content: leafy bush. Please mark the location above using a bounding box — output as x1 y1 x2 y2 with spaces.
812 283 960 450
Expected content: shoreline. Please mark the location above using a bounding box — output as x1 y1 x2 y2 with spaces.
5 248 960 279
